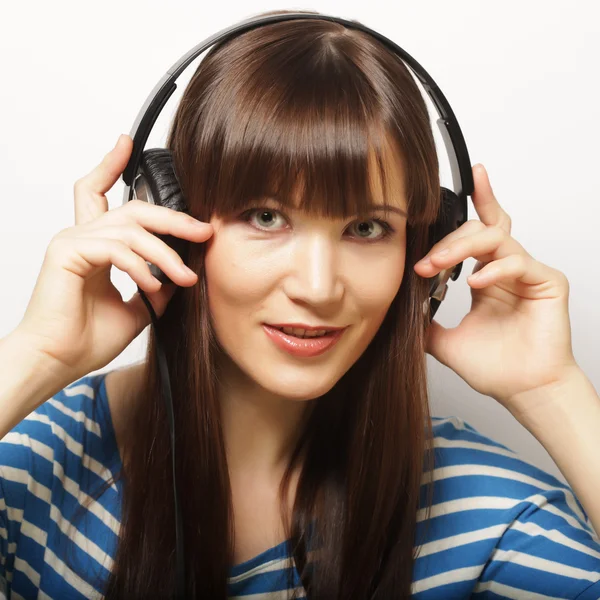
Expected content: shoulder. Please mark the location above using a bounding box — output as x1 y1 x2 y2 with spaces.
0 372 126 596
103 361 147 462
0 370 123 544
428 415 591 526
429 415 581 507
414 416 600 597
0 360 146 482
0 370 122 486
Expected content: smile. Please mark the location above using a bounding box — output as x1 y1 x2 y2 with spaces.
262 324 346 358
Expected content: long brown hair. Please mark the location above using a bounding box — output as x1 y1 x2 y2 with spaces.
97 9 442 599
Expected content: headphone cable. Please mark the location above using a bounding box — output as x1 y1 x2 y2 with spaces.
137 286 186 599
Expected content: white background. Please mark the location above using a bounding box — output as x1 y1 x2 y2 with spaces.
1 0 598 484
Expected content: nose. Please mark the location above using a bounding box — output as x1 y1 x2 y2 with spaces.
283 234 344 306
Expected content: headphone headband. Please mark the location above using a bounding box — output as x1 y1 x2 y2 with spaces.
121 11 473 207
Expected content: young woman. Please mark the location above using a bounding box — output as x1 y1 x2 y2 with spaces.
1 10 599 600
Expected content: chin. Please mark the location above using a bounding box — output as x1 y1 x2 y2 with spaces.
257 371 341 402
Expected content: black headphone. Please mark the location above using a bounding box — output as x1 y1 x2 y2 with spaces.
120 11 473 599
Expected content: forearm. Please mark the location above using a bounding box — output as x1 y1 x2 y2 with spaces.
509 367 600 538
0 329 71 439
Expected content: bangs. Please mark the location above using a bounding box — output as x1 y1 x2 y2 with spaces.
203 87 402 220
170 19 411 223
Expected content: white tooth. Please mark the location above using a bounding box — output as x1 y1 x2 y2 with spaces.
282 327 297 335
291 328 306 337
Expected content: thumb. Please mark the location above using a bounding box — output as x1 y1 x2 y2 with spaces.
85 134 133 197
74 134 134 226
424 318 453 367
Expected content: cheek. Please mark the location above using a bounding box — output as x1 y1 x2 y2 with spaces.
204 217 406 325
347 251 406 345
203 230 271 318
352 251 406 310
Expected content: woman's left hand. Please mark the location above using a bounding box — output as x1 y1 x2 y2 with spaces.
414 163 579 415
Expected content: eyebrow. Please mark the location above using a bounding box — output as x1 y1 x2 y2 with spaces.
264 197 408 219
361 203 408 218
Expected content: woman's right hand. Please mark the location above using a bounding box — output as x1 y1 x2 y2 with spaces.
14 134 213 383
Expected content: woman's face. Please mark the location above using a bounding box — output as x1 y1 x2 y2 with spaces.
203 165 408 402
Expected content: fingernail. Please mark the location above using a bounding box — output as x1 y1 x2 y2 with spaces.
116 134 127 147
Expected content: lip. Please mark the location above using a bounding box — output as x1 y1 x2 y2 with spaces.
266 322 346 332
262 324 346 357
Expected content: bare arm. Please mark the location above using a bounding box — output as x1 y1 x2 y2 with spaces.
0 329 75 440
510 367 600 538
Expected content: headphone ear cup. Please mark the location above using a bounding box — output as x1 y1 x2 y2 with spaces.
134 149 190 284
423 187 465 320
430 187 464 281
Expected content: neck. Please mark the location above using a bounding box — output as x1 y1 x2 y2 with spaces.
216 356 315 480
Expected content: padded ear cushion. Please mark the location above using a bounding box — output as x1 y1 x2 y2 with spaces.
136 149 191 284
139 149 189 213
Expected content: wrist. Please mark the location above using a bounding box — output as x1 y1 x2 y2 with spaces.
506 366 600 537
508 366 598 436
5 326 69 375
0 329 75 437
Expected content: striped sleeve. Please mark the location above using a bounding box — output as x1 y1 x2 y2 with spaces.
475 482 600 598
418 416 600 599
0 372 121 599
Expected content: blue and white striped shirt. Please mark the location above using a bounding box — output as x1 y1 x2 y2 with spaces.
1 371 599 598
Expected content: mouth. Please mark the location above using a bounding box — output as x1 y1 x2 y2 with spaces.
262 324 346 358
267 326 337 339
264 323 346 339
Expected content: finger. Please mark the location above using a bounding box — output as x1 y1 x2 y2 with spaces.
74 134 133 226
440 225 525 263
416 225 527 276
466 253 565 295
416 218 485 264
471 164 512 234
78 134 132 196
54 234 195 292
83 222 199 285
423 318 453 364
103 199 214 240
467 254 526 287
